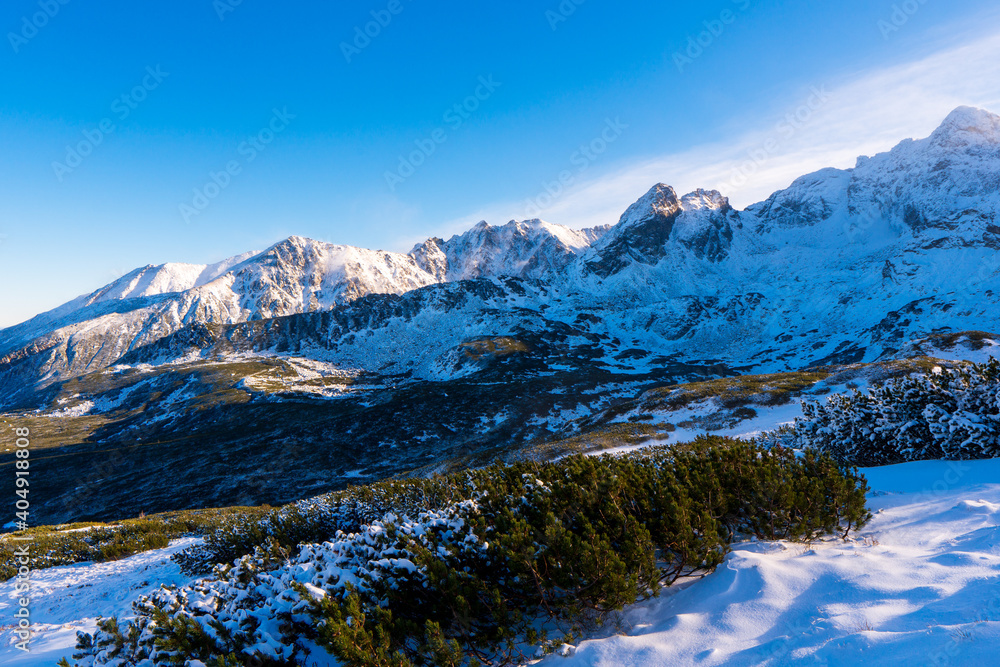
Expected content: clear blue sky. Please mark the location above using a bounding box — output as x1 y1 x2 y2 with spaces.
2 0 999 326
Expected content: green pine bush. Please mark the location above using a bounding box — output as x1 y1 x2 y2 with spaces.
63 437 869 667
789 357 1000 465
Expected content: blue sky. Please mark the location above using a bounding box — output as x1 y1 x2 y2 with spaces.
2 0 1000 327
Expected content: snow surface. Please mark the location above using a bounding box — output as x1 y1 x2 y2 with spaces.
0 537 201 666
0 236 439 371
409 218 610 282
538 459 1000 667
2 105 1000 665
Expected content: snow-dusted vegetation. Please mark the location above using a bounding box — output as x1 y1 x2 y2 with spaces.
53 441 867 666
540 457 1000 666
8 453 1000 666
787 358 1000 464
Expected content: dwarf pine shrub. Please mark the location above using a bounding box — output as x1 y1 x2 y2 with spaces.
790 357 1000 465
1 510 268 582
0 522 177 581
61 438 868 667
172 477 466 575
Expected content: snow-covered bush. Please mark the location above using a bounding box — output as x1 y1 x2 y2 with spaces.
791 358 1000 465
61 438 869 667
173 478 467 577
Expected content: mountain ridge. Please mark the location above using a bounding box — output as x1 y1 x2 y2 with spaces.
2 105 999 407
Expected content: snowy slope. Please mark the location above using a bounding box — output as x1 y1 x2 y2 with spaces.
542 458 1000 667
558 106 1000 372
87 252 261 305
5 464 1000 666
0 237 441 398
0 538 201 666
1 236 438 358
0 250 259 355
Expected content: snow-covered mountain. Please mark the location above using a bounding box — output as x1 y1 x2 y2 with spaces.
0 237 441 401
409 218 610 281
557 105 1000 369
582 185 737 278
2 106 1000 408
750 105 1000 237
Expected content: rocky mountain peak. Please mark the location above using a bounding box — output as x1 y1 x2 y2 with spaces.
844 105 1000 234
409 237 448 281
928 106 1000 149
6 105 1000 404
258 235 321 264
672 190 736 262
584 184 735 277
617 183 681 229
409 217 608 282
680 188 732 212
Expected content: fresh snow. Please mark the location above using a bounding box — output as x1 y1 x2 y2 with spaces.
2 105 1000 665
409 218 610 282
6 107 1000 399
592 397 808 458
0 236 440 382
45 400 95 418
0 537 202 666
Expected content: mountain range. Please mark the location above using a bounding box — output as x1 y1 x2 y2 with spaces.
4 105 1000 524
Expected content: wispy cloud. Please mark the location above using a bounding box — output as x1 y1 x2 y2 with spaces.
449 28 1000 233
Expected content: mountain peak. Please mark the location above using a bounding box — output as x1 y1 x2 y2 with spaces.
929 105 1000 147
618 183 680 228
408 216 608 282
614 184 732 230
471 220 491 232
680 188 731 212
277 234 316 247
